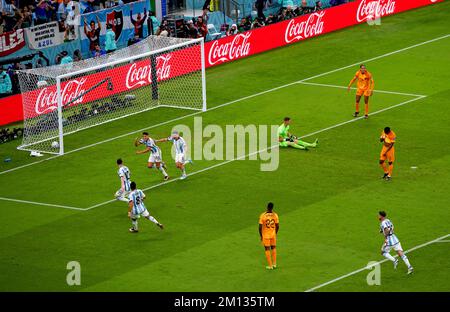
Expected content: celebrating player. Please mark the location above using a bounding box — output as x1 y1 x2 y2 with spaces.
378 211 414 274
115 158 131 202
259 202 279 270
135 132 169 181
128 181 164 233
278 117 318 150
156 131 191 180
379 127 396 181
347 64 375 119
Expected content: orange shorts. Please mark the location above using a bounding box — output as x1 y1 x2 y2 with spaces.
356 88 372 97
380 148 395 162
262 236 276 247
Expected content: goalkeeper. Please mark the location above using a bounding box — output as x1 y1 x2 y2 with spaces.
278 117 318 150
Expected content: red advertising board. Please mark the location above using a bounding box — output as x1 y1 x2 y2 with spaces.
0 0 442 126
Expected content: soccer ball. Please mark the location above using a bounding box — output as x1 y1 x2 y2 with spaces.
51 141 59 149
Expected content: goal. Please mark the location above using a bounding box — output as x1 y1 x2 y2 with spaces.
17 36 207 155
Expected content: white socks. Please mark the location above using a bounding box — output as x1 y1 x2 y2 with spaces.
383 252 396 262
159 166 168 177
401 254 411 268
147 215 160 225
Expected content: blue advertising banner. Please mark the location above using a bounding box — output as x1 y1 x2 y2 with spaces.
80 0 152 58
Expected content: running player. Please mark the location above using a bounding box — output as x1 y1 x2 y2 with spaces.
347 64 375 119
380 127 396 181
259 202 279 270
128 181 164 233
135 132 169 181
278 117 318 150
115 158 131 202
156 131 191 180
378 211 413 274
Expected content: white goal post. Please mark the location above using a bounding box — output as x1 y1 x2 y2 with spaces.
17 36 207 155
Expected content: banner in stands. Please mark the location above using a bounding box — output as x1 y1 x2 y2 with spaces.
25 21 79 50
80 0 151 59
0 29 26 57
0 0 443 125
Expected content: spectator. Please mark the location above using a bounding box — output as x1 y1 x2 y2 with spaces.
92 43 106 57
60 50 73 64
33 0 48 25
73 49 82 62
84 16 101 55
196 16 207 38
20 6 33 28
105 22 117 53
297 0 313 15
265 13 277 25
186 20 198 38
251 17 265 30
314 1 323 11
238 17 251 32
0 15 5 34
255 0 266 20
2 0 19 31
278 0 294 8
0 66 12 98
130 4 147 38
127 33 141 46
156 19 170 36
148 10 159 35
57 0 69 22
226 23 237 36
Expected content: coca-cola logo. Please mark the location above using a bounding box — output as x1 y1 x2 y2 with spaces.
125 54 172 89
35 78 87 115
285 11 325 44
208 32 251 65
356 0 396 22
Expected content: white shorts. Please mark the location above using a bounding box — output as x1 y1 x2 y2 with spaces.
131 209 149 219
175 153 185 164
381 242 403 253
148 150 162 163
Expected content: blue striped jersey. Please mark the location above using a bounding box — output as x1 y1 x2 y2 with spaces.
128 189 146 215
168 136 186 154
380 219 400 246
117 165 131 192
139 138 160 154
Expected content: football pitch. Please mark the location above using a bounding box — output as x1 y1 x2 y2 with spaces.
0 2 449 292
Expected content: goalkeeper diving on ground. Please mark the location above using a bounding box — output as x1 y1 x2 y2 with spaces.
278 117 318 150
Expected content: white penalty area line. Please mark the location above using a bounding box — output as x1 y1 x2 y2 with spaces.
0 34 448 177
304 233 450 292
0 196 85 211
298 81 426 98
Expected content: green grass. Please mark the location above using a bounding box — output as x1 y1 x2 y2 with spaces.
0 2 449 292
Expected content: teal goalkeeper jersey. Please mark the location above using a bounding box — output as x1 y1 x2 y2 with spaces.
278 124 289 139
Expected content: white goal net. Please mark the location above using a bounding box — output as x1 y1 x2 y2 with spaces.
17 36 206 155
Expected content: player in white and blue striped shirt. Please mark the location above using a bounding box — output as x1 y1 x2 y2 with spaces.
135 132 169 181
379 211 413 274
157 131 192 180
127 181 164 233
115 158 131 202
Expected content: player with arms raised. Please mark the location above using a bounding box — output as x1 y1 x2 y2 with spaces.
128 181 164 233
378 211 413 274
115 158 131 202
347 64 375 119
379 127 396 181
135 132 169 181
156 131 191 180
259 202 279 270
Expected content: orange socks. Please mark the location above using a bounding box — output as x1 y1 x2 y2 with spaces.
380 162 388 173
388 163 394 176
265 250 273 267
365 103 369 116
355 102 360 113
271 248 277 266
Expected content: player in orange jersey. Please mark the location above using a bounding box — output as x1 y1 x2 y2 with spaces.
258 202 279 270
380 127 396 181
347 64 375 119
